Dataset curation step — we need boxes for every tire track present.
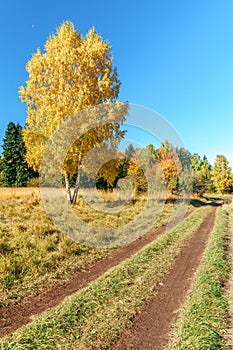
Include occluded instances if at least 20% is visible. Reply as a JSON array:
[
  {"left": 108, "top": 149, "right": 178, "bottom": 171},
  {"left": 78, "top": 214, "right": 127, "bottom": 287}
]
[
  {"left": 112, "top": 206, "right": 217, "bottom": 350},
  {"left": 0, "top": 209, "right": 192, "bottom": 338}
]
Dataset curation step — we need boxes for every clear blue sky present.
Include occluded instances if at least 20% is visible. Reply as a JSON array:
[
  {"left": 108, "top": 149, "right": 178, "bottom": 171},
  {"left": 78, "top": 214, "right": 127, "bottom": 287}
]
[{"left": 1, "top": 0, "right": 233, "bottom": 167}]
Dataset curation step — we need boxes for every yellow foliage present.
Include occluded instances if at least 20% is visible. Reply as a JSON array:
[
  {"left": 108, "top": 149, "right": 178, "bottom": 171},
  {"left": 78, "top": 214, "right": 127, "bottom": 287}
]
[
  {"left": 211, "top": 155, "right": 233, "bottom": 193},
  {"left": 19, "top": 21, "right": 127, "bottom": 178},
  {"left": 97, "top": 158, "right": 121, "bottom": 187},
  {"left": 160, "top": 158, "right": 179, "bottom": 183},
  {"left": 127, "top": 157, "right": 147, "bottom": 193}
]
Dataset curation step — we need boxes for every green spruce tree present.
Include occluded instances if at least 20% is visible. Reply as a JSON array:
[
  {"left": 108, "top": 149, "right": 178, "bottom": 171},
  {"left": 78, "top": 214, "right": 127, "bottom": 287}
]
[
  {"left": 125, "top": 144, "right": 136, "bottom": 159},
  {"left": 191, "top": 153, "right": 212, "bottom": 195},
  {"left": 1, "top": 122, "right": 36, "bottom": 186}
]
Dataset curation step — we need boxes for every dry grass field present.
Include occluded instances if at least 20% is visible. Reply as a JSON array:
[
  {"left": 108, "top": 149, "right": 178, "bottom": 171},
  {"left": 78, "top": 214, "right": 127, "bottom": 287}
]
[{"left": 0, "top": 187, "right": 173, "bottom": 306}]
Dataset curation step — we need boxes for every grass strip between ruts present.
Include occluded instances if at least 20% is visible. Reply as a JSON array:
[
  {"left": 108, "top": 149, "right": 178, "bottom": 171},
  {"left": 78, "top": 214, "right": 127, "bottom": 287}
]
[
  {"left": 0, "top": 206, "right": 211, "bottom": 350},
  {"left": 223, "top": 201, "right": 233, "bottom": 349},
  {"left": 169, "top": 205, "right": 230, "bottom": 350}
]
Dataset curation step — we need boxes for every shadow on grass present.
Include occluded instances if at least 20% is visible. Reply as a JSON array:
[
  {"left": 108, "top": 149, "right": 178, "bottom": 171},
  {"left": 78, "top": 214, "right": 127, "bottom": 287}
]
[
  {"left": 164, "top": 196, "right": 228, "bottom": 208},
  {"left": 190, "top": 196, "right": 227, "bottom": 207}
]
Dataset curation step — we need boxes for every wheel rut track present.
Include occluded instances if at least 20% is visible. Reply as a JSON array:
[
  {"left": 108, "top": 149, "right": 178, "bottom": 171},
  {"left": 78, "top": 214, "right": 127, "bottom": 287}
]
[
  {"left": 112, "top": 206, "right": 217, "bottom": 350},
  {"left": 0, "top": 209, "right": 192, "bottom": 338}
]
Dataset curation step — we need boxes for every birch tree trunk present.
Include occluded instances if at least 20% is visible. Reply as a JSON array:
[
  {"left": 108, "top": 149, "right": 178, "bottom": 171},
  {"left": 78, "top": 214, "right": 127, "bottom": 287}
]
[
  {"left": 71, "top": 150, "right": 83, "bottom": 205},
  {"left": 72, "top": 169, "right": 81, "bottom": 204},
  {"left": 65, "top": 175, "right": 72, "bottom": 204}
]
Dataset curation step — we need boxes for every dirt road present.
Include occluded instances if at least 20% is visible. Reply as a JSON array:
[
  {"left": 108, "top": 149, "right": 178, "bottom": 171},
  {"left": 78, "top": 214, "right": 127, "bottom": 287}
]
[
  {"left": 112, "top": 207, "right": 216, "bottom": 349},
  {"left": 0, "top": 209, "right": 191, "bottom": 338}
]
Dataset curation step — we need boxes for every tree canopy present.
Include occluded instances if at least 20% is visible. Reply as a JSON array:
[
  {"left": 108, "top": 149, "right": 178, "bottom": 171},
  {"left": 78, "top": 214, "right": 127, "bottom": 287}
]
[
  {"left": 19, "top": 21, "right": 127, "bottom": 203},
  {"left": 191, "top": 153, "right": 212, "bottom": 195},
  {"left": 211, "top": 155, "right": 233, "bottom": 193}
]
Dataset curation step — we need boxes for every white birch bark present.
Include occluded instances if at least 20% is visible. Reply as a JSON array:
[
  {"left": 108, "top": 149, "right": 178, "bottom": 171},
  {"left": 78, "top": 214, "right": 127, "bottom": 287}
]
[{"left": 65, "top": 175, "right": 72, "bottom": 204}]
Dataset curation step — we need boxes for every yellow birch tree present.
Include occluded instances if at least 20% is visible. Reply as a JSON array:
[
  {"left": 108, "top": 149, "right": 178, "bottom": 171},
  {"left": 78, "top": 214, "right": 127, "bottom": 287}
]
[
  {"left": 211, "top": 155, "right": 233, "bottom": 193},
  {"left": 155, "top": 141, "right": 181, "bottom": 194},
  {"left": 19, "top": 21, "right": 127, "bottom": 203}
]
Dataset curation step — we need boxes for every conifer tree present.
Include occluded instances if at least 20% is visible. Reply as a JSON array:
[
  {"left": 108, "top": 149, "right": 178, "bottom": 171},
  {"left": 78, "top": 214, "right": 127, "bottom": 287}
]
[
  {"left": 1, "top": 122, "right": 36, "bottom": 186},
  {"left": 191, "top": 153, "right": 212, "bottom": 195},
  {"left": 125, "top": 144, "right": 136, "bottom": 159}
]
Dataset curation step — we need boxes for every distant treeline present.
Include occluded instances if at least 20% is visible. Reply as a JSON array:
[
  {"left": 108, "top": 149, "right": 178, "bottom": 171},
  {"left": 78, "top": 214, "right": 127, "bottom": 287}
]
[{"left": 0, "top": 122, "right": 233, "bottom": 195}]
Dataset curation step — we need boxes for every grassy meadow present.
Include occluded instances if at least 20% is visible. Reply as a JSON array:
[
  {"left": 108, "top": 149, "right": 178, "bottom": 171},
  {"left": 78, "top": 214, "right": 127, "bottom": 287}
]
[
  {"left": 0, "top": 187, "right": 174, "bottom": 306},
  {"left": 0, "top": 204, "right": 211, "bottom": 349},
  {"left": 1, "top": 187, "right": 232, "bottom": 349}
]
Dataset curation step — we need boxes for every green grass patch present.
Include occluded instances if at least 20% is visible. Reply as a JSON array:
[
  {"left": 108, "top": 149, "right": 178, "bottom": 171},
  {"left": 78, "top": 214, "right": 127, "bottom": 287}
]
[
  {"left": 0, "top": 205, "right": 211, "bottom": 349},
  {"left": 224, "top": 201, "right": 233, "bottom": 349},
  {"left": 169, "top": 205, "right": 231, "bottom": 350}
]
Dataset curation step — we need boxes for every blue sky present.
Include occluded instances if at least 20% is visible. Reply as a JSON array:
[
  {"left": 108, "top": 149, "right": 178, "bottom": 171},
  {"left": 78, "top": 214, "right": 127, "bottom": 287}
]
[{"left": 0, "top": 0, "right": 233, "bottom": 167}]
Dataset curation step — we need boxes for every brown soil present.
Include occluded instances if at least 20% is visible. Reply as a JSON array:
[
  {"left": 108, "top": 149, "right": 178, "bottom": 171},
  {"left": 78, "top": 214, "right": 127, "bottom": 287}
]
[
  {"left": 0, "top": 208, "right": 192, "bottom": 338},
  {"left": 112, "top": 206, "right": 217, "bottom": 350}
]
